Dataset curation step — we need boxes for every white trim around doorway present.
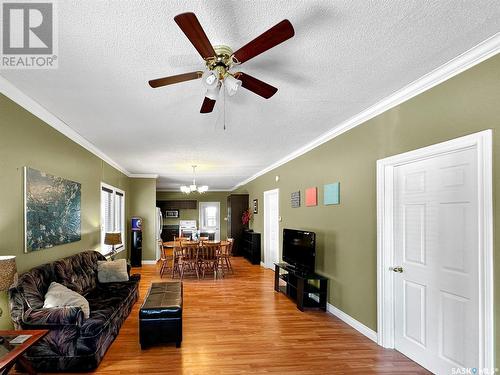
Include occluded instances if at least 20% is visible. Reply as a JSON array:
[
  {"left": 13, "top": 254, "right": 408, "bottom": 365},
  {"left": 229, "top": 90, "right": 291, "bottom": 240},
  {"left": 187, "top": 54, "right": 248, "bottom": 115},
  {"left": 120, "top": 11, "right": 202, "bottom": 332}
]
[
  {"left": 263, "top": 188, "right": 280, "bottom": 269},
  {"left": 376, "top": 130, "right": 494, "bottom": 370}
]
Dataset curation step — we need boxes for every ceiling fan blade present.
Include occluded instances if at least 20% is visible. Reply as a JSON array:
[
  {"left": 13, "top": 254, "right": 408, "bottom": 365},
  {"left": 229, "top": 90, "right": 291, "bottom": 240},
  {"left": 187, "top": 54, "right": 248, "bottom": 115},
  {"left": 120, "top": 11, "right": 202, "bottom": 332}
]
[
  {"left": 232, "top": 20, "right": 294, "bottom": 64},
  {"left": 174, "top": 12, "right": 216, "bottom": 60},
  {"left": 235, "top": 73, "right": 278, "bottom": 99},
  {"left": 200, "top": 97, "right": 216, "bottom": 113},
  {"left": 149, "top": 71, "right": 202, "bottom": 88}
]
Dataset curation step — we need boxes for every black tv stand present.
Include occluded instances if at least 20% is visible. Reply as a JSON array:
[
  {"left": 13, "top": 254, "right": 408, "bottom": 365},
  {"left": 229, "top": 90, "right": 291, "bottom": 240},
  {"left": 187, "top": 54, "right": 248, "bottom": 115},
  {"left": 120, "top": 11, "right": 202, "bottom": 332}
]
[{"left": 274, "top": 263, "right": 328, "bottom": 312}]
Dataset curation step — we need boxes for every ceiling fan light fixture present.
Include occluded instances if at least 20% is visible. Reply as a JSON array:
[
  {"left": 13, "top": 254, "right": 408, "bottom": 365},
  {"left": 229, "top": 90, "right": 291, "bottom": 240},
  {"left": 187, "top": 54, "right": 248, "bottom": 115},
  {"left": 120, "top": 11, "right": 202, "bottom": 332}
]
[
  {"left": 198, "top": 185, "right": 209, "bottom": 193},
  {"left": 224, "top": 74, "right": 242, "bottom": 96},
  {"left": 149, "top": 13, "right": 295, "bottom": 114},
  {"left": 202, "top": 70, "right": 219, "bottom": 89},
  {"left": 180, "top": 185, "right": 190, "bottom": 193}
]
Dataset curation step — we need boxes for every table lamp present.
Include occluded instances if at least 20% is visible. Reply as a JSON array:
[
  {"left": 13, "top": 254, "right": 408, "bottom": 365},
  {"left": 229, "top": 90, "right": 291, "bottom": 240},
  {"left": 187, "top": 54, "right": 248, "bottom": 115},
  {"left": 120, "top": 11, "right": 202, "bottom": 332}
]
[
  {"left": 0, "top": 255, "right": 17, "bottom": 319},
  {"left": 104, "top": 232, "right": 122, "bottom": 260}
]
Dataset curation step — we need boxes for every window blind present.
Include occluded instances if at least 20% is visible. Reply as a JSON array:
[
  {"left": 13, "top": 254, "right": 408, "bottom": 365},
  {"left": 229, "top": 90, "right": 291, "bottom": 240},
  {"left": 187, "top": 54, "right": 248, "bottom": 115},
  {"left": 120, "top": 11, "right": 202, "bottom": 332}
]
[{"left": 101, "top": 185, "right": 125, "bottom": 254}]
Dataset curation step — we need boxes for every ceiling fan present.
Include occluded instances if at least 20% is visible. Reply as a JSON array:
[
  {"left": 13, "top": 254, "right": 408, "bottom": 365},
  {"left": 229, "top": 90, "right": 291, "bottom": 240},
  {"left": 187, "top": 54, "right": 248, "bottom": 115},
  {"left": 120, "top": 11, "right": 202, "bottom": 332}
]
[{"left": 148, "top": 12, "right": 295, "bottom": 113}]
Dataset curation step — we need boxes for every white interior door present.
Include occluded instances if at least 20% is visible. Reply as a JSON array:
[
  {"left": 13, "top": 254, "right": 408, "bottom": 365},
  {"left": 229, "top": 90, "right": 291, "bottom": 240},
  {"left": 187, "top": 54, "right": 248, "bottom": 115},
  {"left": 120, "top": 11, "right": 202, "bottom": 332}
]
[
  {"left": 393, "top": 147, "right": 479, "bottom": 374},
  {"left": 264, "top": 189, "right": 279, "bottom": 269},
  {"left": 199, "top": 202, "right": 220, "bottom": 241}
]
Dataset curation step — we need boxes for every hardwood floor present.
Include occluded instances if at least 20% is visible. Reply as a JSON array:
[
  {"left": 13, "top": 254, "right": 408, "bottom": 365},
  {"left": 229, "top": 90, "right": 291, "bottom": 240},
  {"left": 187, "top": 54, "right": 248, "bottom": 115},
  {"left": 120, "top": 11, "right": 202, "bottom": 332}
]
[{"left": 36, "top": 257, "right": 430, "bottom": 374}]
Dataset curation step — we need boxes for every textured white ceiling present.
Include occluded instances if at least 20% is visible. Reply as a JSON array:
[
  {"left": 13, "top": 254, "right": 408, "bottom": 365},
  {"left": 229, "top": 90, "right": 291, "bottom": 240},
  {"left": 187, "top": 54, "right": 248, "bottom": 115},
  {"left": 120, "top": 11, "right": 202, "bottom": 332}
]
[{"left": 2, "top": 0, "right": 500, "bottom": 190}]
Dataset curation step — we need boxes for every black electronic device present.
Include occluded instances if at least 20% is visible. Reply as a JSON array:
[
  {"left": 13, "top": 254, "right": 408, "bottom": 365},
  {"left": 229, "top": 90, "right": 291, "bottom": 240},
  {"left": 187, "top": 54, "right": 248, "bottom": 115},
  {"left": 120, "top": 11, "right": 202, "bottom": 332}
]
[
  {"left": 282, "top": 228, "right": 316, "bottom": 273},
  {"left": 130, "top": 217, "right": 143, "bottom": 267}
]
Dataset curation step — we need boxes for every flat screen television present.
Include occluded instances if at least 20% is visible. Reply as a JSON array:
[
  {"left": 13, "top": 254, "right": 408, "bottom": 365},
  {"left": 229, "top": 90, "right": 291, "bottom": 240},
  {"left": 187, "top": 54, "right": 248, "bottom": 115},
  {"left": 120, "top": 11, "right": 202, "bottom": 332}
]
[{"left": 282, "top": 228, "right": 316, "bottom": 272}]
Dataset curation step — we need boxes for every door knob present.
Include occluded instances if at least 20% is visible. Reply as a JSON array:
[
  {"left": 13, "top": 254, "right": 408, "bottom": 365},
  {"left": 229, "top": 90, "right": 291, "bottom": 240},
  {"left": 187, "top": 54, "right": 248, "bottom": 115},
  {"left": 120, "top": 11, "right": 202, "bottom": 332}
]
[{"left": 390, "top": 266, "right": 404, "bottom": 273}]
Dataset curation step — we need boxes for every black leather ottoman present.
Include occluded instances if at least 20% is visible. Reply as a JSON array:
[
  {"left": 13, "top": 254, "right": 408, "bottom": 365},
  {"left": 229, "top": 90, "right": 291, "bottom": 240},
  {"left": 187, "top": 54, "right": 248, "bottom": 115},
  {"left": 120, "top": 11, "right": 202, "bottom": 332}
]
[{"left": 139, "top": 281, "right": 183, "bottom": 348}]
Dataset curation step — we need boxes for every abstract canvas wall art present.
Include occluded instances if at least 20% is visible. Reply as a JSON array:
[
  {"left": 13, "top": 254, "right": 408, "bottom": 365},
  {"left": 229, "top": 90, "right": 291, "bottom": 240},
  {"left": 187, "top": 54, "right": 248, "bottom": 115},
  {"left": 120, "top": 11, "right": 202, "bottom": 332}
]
[
  {"left": 24, "top": 167, "right": 81, "bottom": 252},
  {"left": 291, "top": 191, "right": 301, "bottom": 208},
  {"left": 305, "top": 187, "right": 317, "bottom": 207},
  {"left": 324, "top": 182, "right": 340, "bottom": 205}
]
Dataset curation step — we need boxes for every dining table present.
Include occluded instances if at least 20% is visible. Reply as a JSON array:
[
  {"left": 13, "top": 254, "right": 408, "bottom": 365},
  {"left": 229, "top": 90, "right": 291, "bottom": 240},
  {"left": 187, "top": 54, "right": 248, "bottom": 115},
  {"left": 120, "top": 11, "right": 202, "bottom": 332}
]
[
  {"left": 162, "top": 240, "right": 230, "bottom": 249},
  {"left": 160, "top": 240, "right": 232, "bottom": 279}
]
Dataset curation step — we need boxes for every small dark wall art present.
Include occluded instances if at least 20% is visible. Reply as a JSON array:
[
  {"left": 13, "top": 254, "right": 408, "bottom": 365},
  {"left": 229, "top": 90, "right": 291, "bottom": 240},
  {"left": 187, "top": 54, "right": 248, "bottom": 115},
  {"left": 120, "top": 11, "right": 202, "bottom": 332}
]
[
  {"left": 291, "top": 191, "right": 300, "bottom": 208},
  {"left": 24, "top": 167, "right": 81, "bottom": 252},
  {"left": 253, "top": 199, "right": 258, "bottom": 214}
]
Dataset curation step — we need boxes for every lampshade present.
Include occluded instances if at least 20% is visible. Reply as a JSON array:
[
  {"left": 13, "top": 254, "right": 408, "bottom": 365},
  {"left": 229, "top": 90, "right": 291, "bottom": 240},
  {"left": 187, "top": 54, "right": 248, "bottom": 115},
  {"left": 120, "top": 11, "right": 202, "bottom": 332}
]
[
  {"left": 205, "top": 84, "right": 220, "bottom": 100},
  {"left": 0, "top": 256, "right": 17, "bottom": 291},
  {"left": 104, "top": 232, "right": 122, "bottom": 246},
  {"left": 198, "top": 185, "right": 209, "bottom": 193},
  {"left": 224, "top": 74, "right": 242, "bottom": 96},
  {"left": 201, "top": 70, "right": 219, "bottom": 89}
]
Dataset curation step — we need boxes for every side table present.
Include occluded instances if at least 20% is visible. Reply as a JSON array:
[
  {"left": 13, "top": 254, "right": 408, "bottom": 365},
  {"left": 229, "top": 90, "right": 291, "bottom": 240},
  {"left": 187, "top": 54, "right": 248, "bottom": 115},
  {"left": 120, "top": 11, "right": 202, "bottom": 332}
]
[{"left": 0, "top": 330, "right": 48, "bottom": 375}]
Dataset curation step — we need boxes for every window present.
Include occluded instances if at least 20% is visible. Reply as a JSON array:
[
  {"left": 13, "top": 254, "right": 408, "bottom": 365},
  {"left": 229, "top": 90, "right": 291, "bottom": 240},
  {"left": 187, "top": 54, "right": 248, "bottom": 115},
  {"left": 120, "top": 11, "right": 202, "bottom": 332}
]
[
  {"left": 101, "top": 183, "right": 125, "bottom": 254},
  {"left": 204, "top": 206, "right": 217, "bottom": 228}
]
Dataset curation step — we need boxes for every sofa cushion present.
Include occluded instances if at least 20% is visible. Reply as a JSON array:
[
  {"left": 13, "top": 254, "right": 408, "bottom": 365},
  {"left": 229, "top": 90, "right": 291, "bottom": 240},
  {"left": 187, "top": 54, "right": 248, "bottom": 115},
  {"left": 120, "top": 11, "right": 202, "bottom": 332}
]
[
  {"left": 43, "top": 282, "right": 90, "bottom": 319},
  {"left": 12, "top": 262, "right": 55, "bottom": 311},
  {"left": 97, "top": 259, "right": 129, "bottom": 283},
  {"left": 53, "top": 251, "right": 104, "bottom": 295},
  {"left": 80, "top": 282, "right": 137, "bottom": 337}
]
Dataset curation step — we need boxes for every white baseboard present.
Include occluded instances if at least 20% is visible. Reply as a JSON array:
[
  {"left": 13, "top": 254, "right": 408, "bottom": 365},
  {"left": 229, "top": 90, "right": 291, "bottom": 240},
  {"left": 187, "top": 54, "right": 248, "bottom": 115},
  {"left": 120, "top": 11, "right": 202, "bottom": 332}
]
[
  {"left": 141, "top": 260, "right": 157, "bottom": 265},
  {"left": 260, "top": 261, "right": 266, "bottom": 268},
  {"left": 327, "top": 302, "right": 378, "bottom": 343}
]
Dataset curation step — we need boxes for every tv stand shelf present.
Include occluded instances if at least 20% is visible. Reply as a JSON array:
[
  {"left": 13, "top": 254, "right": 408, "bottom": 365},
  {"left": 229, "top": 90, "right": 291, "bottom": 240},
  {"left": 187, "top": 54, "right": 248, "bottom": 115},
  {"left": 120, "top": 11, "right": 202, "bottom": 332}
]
[{"left": 274, "top": 263, "right": 328, "bottom": 312}]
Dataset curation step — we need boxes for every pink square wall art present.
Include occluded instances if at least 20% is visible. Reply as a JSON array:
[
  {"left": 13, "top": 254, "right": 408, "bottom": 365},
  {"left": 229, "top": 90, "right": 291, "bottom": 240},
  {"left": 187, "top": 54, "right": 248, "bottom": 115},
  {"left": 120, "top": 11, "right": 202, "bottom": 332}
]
[{"left": 305, "top": 187, "right": 317, "bottom": 207}]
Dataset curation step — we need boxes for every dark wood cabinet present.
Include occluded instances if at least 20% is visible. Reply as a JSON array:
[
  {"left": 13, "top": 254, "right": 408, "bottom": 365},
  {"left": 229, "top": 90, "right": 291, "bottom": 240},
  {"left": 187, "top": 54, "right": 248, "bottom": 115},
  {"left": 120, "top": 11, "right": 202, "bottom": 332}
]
[
  {"left": 274, "top": 263, "right": 328, "bottom": 312},
  {"left": 226, "top": 194, "right": 249, "bottom": 255},
  {"left": 157, "top": 200, "right": 197, "bottom": 210},
  {"left": 242, "top": 230, "right": 261, "bottom": 265}
]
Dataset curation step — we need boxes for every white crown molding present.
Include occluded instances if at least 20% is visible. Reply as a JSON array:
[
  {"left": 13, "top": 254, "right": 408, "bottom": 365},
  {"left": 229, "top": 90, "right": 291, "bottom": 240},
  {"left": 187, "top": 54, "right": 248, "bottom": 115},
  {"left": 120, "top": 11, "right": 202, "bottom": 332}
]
[
  {"left": 156, "top": 188, "right": 233, "bottom": 192},
  {"left": 129, "top": 174, "right": 159, "bottom": 179},
  {"left": 327, "top": 302, "right": 378, "bottom": 343},
  {"left": 0, "top": 75, "right": 132, "bottom": 176},
  {"left": 232, "top": 32, "right": 500, "bottom": 190}
]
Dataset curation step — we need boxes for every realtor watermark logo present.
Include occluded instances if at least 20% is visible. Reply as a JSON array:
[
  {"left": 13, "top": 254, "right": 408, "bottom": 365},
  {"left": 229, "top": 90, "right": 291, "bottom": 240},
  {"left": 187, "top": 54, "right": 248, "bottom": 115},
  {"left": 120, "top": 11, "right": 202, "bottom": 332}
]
[
  {"left": 1, "top": 1, "right": 58, "bottom": 68},
  {"left": 452, "top": 367, "right": 498, "bottom": 374}
]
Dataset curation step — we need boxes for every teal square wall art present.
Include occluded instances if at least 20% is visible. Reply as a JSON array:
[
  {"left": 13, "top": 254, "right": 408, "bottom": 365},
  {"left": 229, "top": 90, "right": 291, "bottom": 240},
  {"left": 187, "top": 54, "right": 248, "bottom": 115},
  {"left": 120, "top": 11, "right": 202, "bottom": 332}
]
[{"left": 324, "top": 182, "right": 340, "bottom": 205}]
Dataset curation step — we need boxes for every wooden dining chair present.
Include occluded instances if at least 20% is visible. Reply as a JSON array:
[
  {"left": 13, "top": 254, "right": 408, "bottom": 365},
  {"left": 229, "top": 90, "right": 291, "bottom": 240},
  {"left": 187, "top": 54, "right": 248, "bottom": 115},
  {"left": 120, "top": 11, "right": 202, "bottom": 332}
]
[
  {"left": 174, "top": 241, "right": 199, "bottom": 280},
  {"left": 199, "top": 242, "right": 222, "bottom": 279},
  {"left": 219, "top": 238, "right": 234, "bottom": 274},
  {"left": 199, "top": 236, "right": 209, "bottom": 241},
  {"left": 159, "top": 240, "right": 174, "bottom": 278}
]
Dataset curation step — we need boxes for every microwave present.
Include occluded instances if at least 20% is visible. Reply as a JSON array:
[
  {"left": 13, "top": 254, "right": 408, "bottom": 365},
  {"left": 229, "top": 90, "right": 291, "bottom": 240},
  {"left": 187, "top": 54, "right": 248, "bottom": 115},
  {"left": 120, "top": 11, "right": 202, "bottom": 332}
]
[{"left": 165, "top": 209, "right": 179, "bottom": 218}]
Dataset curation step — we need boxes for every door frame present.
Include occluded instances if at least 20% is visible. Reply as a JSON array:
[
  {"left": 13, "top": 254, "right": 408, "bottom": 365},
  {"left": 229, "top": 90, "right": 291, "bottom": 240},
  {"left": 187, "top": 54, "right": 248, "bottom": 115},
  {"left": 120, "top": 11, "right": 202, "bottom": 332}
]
[
  {"left": 376, "top": 130, "right": 493, "bottom": 369},
  {"left": 264, "top": 188, "right": 280, "bottom": 269},
  {"left": 198, "top": 201, "right": 221, "bottom": 241}
]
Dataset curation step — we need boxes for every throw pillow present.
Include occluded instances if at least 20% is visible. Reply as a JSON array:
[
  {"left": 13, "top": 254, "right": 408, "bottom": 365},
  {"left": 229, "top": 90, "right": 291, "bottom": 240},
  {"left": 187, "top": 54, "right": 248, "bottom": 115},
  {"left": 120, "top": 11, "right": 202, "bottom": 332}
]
[
  {"left": 43, "top": 282, "right": 90, "bottom": 319},
  {"left": 97, "top": 259, "right": 129, "bottom": 283}
]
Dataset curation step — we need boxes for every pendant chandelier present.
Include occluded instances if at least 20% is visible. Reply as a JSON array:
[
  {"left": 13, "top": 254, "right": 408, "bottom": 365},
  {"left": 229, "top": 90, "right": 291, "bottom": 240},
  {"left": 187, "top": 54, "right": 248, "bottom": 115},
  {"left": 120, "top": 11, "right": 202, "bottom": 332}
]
[{"left": 180, "top": 165, "right": 208, "bottom": 194}]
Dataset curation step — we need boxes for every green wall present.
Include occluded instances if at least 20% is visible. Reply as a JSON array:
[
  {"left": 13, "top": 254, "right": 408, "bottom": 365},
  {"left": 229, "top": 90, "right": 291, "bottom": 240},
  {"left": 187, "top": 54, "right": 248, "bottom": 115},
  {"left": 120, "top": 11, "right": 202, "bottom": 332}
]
[
  {"left": 130, "top": 178, "right": 157, "bottom": 261},
  {"left": 0, "top": 93, "right": 131, "bottom": 274},
  {"left": 156, "top": 191, "right": 229, "bottom": 238},
  {"left": 236, "top": 54, "right": 500, "bottom": 364}
]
